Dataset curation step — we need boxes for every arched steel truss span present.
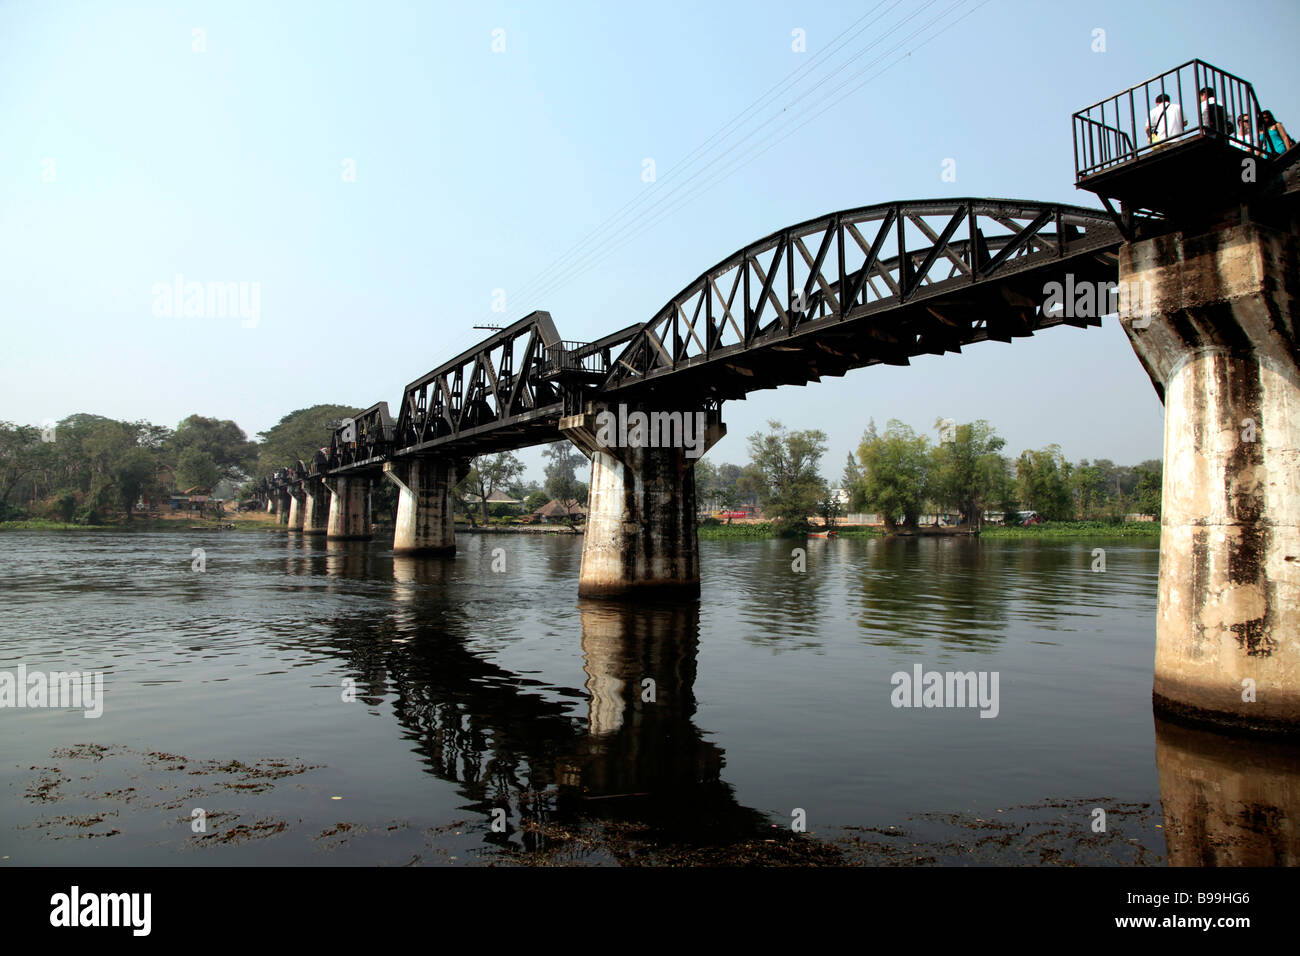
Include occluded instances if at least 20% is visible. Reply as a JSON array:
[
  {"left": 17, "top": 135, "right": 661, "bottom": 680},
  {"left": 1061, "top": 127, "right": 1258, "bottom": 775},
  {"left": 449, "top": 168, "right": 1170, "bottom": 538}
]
[
  {"left": 257, "top": 198, "right": 1124, "bottom": 488},
  {"left": 601, "top": 199, "right": 1123, "bottom": 402}
]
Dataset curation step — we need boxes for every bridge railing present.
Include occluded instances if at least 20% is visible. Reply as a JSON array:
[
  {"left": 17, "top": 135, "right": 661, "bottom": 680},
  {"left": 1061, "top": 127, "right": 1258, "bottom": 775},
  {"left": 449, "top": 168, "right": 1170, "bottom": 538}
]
[
  {"left": 1074, "top": 115, "right": 1136, "bottom": 175},
  {"left": 1073, "top": 59, "right": 1263, "bottom": 180},
  {"left": 541, "top": 340, "right": 604, "bottom": 377}
]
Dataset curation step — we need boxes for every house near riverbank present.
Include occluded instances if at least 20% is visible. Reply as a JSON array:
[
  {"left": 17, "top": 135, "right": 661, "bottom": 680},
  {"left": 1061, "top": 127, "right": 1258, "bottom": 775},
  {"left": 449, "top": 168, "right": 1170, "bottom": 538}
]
[
  {"left": 534, "top": 499, "right": 586, "bottom": 522},
  {"left": 464, "top": 490, "right": 523, "bottom": 513}
]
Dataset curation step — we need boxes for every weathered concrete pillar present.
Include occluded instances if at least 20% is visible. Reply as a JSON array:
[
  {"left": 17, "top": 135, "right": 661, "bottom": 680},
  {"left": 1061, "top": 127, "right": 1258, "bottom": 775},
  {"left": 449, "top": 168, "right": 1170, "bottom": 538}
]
[
  {"left": 286, "top": 488, "right": 306, "bottom": 532},
  {"left": 384, "top": 457, "right": 463, "bottom": 555},
  {"left": 276, "top": 492, "right": 290, "bottom": 525},
  {"left": 266, "top": 497, "right": 275, "bottom": 514},
  {"left": 302, "top": 479, "right": 329, "bottom": 536},
  {"left": 1120, "top": 220, "right": 1300, "bottom": 733},
  {"left": 325, "top": 475, "right": 372, "bottom": 540},
  {"left": 561, "top": 402, "right": 724, "bottom": 598}
]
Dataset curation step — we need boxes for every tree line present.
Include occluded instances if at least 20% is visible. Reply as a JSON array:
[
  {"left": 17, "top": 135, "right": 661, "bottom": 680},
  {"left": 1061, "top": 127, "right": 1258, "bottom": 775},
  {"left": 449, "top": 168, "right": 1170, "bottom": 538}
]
[
  {"left": 0, "top": 405, "right": 353, "bottom": 523},
  {"left": 0, "top": 414, "right": 259, "bottom": 522},
  {"left": 693, "top": 419, "right": 1162, "bottom": 531},
  {"left": 1, "top": 409, "right": 1162, "bottom": 529}
]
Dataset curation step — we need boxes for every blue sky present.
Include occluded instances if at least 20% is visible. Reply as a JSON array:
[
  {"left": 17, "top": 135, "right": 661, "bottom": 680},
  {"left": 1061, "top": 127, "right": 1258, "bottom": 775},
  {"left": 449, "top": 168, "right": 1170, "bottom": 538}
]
[{"left": 3, "top": 0, "right": 1297, "bottom": 482}]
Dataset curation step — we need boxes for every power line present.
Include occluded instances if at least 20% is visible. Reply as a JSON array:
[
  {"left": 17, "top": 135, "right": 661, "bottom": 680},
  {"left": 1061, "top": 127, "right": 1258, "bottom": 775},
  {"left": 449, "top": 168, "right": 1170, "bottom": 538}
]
[
  {"left": 498, "top": 0, "right": 932, "bottom": 311},
  {"left": 526, "top": 0, "right": 987, "bottom": 306},
  {"left": 520, "top": 0, "right": 952, "bottom": 305}
]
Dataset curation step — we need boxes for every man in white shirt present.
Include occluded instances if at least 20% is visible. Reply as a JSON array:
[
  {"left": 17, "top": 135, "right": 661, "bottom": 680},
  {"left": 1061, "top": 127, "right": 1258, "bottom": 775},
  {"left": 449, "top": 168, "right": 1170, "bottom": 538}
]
[{"left": 1146, "top": 93, "right": 1185, "bottom": 143}]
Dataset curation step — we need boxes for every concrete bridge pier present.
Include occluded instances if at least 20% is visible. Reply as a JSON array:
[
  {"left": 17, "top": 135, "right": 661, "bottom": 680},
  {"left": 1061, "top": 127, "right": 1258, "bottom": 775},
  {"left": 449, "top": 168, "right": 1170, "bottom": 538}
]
[
  {"left": 561, "top": 402, "right": 725, "bottom": 598},
  {"left": 276, "top": 491, "right": 290, "bottom": 525},
  {"left": 325, "top": 475, "right": 372, "bottom": 541},
  {"left": 286, "top": 488, "right": 306, "bottom": 532},
  {"left": 302, "top": 479, "right": 329, "bottom": 535},
  {"left": 1120, "top": 219, "right": 1300, "bottom": 734},
  {"left": 383, "top": 457, "right": 467, "bottom": 556}
]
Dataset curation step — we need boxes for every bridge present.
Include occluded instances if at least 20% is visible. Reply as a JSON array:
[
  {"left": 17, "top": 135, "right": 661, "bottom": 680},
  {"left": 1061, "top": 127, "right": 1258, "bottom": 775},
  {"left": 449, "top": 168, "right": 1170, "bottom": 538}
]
[{"left": 253, "top": 59, "right": 1300, "bottom": 736}]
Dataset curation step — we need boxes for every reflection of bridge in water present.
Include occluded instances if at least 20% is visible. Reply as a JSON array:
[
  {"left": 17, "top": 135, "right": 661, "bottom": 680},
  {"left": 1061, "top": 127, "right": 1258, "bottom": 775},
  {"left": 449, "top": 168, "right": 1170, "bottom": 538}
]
[
  {"left": 265, "top": 537, "right": 1300, "bottom": 863},
  {"left": 276, "top": 538, "right": 773, "bottom": 856},
  {"left": 253, "top": 57, "right": 1300, "bottom": 737}
]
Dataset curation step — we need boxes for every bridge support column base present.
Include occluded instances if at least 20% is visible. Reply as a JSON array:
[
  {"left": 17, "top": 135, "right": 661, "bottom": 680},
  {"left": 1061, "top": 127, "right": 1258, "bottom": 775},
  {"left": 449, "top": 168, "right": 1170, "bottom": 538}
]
[
  {"left": 286, "top": 489, "right": 306, "bottom": 532},
  {"left": 325, "top": 476, "right": 372, "bottom": 541},
  {"left": 1120, "top": 220, "right": 1300, "bottom": 733},
  {"left": 302, "top": 480, "right": 329, "bottom": 535},
  {"left": 385, "top": 458, "right": 464, "bottom": 555},
  {"left": 276, "top": 492, "right": 290, "bottom": 525},
  {"left": 562, "top": 402, "right": 724, "bottom": 599}
]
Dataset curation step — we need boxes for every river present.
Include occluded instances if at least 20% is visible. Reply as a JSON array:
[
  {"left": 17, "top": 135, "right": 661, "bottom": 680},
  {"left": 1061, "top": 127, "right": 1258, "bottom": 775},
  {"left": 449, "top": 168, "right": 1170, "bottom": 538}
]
[{"left": 1, "top": 530, "right": 1295, "bottom": 865}]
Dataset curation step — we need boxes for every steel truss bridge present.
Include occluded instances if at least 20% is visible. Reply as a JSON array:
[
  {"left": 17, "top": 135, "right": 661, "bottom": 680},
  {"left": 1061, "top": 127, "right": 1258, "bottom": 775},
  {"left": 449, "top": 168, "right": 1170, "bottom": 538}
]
[{"left": 256, "top": 197, "right": 1125, "bottom": 496}]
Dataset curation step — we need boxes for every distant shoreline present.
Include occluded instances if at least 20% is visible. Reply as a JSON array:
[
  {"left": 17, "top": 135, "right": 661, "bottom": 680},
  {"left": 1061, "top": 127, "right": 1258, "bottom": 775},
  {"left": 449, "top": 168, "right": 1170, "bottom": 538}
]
[{"left": 1, "top": 517, "right": 1161, "bottom": 539}]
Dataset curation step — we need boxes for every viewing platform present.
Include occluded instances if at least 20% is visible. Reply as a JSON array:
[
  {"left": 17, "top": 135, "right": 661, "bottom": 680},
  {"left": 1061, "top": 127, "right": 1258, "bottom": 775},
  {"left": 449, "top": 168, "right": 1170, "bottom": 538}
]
[{"left": 1072, "top": 59, "right": 1280, "bottom": 227}]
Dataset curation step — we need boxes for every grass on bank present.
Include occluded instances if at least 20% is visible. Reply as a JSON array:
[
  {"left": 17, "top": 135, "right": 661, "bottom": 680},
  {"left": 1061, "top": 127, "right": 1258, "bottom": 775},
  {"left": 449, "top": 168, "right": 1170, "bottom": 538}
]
[
  {"left": 0, "top": 519, "right": 116, "bottom": 531},
  {"left": 2, "top": 515, "right": 1160, "bottom": 538},
  {"left": 0, "top": 514, "right": 278, "bottom": 532},
  {"left": 980, "top": 520, "right": 1160, "bottom": 538},
  {"left": 697, "top": 522, "right": 884, "bottom": 539},
  {"left": 698, "top": 519, "right": 1159, "bottom": 539}
]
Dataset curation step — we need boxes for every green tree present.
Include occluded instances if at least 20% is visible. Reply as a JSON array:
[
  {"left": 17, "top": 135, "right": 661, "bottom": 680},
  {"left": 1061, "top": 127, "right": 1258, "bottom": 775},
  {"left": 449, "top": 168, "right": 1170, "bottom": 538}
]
[
  {"left": 543, "top": 442, "right": 587, "bottom": 519},
  {"left": 701, "top": 461, "right": 746, "bottom": 518},
  {"left": 1070, "top": 460, "right": 1109, "bottom": 520},
  {"left": 508, "top": 479, "right": 542, "bottom": 502},
  {"left": 115, "top": 448, "right": 159, "bottom": 520},
  {"left": 170, "top": 415, "right": 258, "bottom": 480},
  {"left": 82, "top": 419, "right": 136, "bottom": 487},
  {"left": 176, "top": 446, "right": 221, "bottom": 490},
  {"left": 1015, "top": 445, "right": 1074, "bottom": 521},
  {"left": 738, "top": 421, "right": 828, "bottom": 527},
  {"left": 465, "top": 452, "right": 525, "bottom": 523},
  {"left": 991, "top": 455, "right": 1019, "bottom": 524},
  {"left": 851, "top": 419, "right": 932, "bottom": 531},
  {"left": 1131, "top": 459, "right": 1163, "bottom": 517},
  {"left": 930, "top": 419, "right": 1006, "bottom": 530},
  {"left": 815, "top": 483, "right": 843, "bottom": 530},
  {"left": 256, "top": 404, "right": 362, "bottom": 473},
  {"left": 0, "top": 422, "right": 42, "bottom": 516},
  {"left": 694, "top": 458, "right": 718, "bottom": 511}
]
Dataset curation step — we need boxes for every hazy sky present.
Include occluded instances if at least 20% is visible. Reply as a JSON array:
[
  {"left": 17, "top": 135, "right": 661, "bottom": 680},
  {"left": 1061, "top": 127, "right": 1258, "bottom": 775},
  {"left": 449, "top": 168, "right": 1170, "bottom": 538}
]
[{"left": 3, "top": 0, "right": 1297, "bottom": 482}]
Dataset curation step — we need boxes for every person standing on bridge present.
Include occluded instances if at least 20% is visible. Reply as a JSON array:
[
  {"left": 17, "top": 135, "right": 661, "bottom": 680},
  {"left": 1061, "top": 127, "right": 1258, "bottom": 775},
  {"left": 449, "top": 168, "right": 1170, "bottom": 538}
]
[
  {"left": 1236, "top": 113, "right": 1255, "bottom": 150},
  {"left": 1257, "top": 109, "right": 1294, "bottom": 156},
  {"left": 1145, "top": 93, "right": 1184, "bottom": 145},
  {"left": 1198, "top": 86, "right": 1228, "bottom": 136}
]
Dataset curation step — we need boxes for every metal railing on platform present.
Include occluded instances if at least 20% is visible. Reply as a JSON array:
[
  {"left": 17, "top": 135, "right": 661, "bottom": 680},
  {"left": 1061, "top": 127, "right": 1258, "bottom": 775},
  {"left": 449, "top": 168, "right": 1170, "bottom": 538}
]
[
  {"left": 542, "top": 340, "right": 607, "bottom": 377},
  {"left": 1073, "top": 59, "right": 1264, "bottom": 180}
]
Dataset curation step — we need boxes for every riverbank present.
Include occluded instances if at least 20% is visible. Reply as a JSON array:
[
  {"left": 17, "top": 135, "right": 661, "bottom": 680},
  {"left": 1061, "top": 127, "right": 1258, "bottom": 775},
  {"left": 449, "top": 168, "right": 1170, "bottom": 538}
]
[
  {"left": 456, "top": 524, "right": 581, "bottom": 535},
  {"left": 697, "top": 523, "right": 884, "bottom": 539},
  {"left": 981, "top": 520, "right": 1160, "bottom": 538},
  {"left": 697, "top": 520, "right": 1159, "bottom": 539},
  {"left": 0, "top": 513, "right": 280, "bottom": 532},
  {"left": 0, "top": 516, "right": 1161, "bottom": 539}
]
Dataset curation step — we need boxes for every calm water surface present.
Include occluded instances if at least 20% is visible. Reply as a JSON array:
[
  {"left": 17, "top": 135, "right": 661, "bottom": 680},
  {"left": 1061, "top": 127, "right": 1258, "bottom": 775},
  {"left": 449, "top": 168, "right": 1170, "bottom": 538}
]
[{"left": 1, "top": 530, "right": 1294, "bottom": 865}]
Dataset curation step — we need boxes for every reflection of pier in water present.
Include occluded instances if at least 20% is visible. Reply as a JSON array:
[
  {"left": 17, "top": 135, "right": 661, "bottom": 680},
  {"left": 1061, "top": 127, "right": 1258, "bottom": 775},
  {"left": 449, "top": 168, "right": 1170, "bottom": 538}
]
[
  {"left": 271, "top": 548, "right": 769, "bottom": 856},
  {"left": 1155, "top": 716, "right": 1300, "bottom": 866}
]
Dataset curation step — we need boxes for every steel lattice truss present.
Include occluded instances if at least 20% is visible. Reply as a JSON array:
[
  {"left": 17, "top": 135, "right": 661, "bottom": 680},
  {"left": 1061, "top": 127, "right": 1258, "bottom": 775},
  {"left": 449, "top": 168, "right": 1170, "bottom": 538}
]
[
  {"left": 389, "top": 311, "right": 638, "bottom": 459},
  {"left": 259, "top": 198, "right": 1126, "bottom": 489},
  {"left": 324, "top": 402, "right": 394, "bottom": 472},
  {"left": 601, "top": 199, "right": 1121, "bottom": 402}
]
